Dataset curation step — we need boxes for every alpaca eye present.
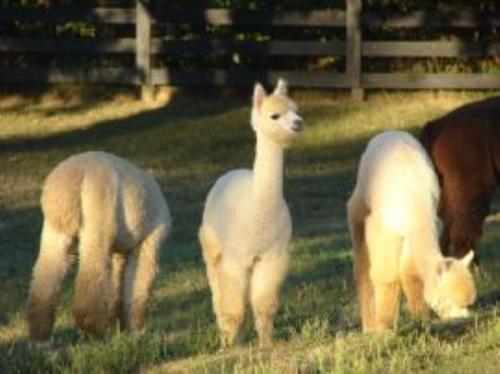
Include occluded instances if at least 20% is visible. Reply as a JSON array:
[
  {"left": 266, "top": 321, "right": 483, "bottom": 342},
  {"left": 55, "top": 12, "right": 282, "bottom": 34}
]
[{"left": 270, "top": 113, "right": 281, "bottom": 120}]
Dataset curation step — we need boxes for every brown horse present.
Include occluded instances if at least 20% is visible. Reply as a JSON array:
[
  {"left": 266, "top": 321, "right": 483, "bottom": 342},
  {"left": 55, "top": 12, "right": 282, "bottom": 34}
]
[{"left": 420, "top": 96, "right": 500, "bottom": 259}]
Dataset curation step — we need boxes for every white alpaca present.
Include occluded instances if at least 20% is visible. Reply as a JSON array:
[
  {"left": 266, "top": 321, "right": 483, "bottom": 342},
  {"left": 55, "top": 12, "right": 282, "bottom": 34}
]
[
  {"left": 27, "top": 151, "right": 171, "bottom": 341},
  {"left": 347, "top": 131, "right": 476, "bottom": 332},
  {"left": 199, "top": 79, "right": 304, "bottom": 347}
]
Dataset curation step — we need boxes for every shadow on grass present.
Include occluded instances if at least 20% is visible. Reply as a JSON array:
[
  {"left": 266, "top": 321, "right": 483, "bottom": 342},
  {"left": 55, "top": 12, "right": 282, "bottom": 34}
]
[
  {"left": 0, "top": 326, "right": 82, "bottom": 373},
  {"left": 476, "top": 289, "right": 500, "bottom": 309},
  {"left": 0, "top": 205, "right": 42, "bottom": 326},
  {"left": 0, "top": 92, "right": 246, "bottom": 154}
]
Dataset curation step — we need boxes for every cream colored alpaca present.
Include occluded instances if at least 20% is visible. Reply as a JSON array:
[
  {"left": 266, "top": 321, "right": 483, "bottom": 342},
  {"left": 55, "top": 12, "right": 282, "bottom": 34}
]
[
  {"left": 199, "top": 79, "right": 304, "bottom": 347},
  {"left": 347, "top": 131, "right": 476, "bottom": 332},
  {"left": 27, "top": 151, "right": 171, "bottom": 341}
]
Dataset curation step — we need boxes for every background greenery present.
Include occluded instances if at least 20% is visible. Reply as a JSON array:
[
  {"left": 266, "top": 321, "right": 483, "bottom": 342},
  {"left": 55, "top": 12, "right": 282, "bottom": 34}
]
[{"left": 1, "top": 1, "right": 500, "bottom": 74}]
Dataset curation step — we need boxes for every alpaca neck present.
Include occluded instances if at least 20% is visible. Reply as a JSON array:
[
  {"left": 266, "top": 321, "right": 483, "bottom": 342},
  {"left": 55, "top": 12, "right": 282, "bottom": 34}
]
[
  {"left": 253, "top": 132, "right": 284, "bottom": 212},
  {"left": 408, "top": 220, "right": 443, "bottom": 287}
]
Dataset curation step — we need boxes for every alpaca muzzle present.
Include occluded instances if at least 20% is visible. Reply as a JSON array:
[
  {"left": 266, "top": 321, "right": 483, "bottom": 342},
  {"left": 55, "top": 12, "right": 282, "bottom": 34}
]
[{"left": 290, "top": 118, "right": 304, "bottom": 132}]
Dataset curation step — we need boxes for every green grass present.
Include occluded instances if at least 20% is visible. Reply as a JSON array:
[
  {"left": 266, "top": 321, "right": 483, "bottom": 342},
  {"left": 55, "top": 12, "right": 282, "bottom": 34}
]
[{"left": 0, "top": 87, "right": 499, "bottom": 373}]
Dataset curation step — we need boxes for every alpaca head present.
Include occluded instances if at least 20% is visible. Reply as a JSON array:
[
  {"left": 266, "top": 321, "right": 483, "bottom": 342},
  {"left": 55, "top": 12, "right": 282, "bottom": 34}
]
[
  {"left": 425, "top": 251, "right": 476, "bottom": 320},
  {"left": 251, "top": 79, "right": 304, "bottom": 147}
]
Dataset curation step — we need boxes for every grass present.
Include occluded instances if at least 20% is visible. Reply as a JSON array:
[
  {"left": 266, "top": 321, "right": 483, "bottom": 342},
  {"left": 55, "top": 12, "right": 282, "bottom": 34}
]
[{"left": 0, "top": 86, "right": 499, "bottom": 373}]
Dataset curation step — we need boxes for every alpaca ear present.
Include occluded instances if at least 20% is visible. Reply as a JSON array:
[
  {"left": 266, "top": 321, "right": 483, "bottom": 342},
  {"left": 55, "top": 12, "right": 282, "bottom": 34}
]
[
  {"left": 437, "top": 259, "right": 453, "bottom": 276},
  {"left": 273, "top": 78, "right": 288, "bottom": 96},
  {"left": 461, "top": 251, "right": 474, "bottom": 267},
  {"left": 253, "top": 83, "right": 267, "bottom": 111}
]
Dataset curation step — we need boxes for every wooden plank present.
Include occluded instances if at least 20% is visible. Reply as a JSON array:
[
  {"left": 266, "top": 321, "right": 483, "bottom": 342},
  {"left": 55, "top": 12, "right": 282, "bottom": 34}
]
[
  {"left": 0, "top": 68, "right": 139, "bottom": 84},
  {"left": 0, "top": 7, "right": 136, "bottom": 24},
  {"left": 363, "top": 73, "right": 500, "bottom": 89},
  {"left": 0, "top": 37, "right": 136, "bottom": 53},
  {"left": 152, "top": 40, "right": 346, "bottom": 56},
  {"left": 151, "top": 69, "right": 350, "bottom": 88},
  {"left": 136, "top": 0, "right": 153, "bottom": 100},
  {"left": 363, "top": 9, "right": 500, "bottom": 28},
  {"left": 159, "top": 9, "right": 346, "bottom": 27},
  {"left": 363, "top": 41, "right": 500, "bottom": 57},
  {"left": 2, "top": 68, "right": 499, "bottom": 90},
  {"left": 346, "top": 0, "right": 363, "bottom": 99}
]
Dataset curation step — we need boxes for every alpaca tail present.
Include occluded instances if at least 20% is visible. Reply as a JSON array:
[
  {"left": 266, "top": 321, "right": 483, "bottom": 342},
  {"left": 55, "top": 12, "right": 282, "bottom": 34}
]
[{"left": 73, "top": 168, "right": 118, "bottom": 336}]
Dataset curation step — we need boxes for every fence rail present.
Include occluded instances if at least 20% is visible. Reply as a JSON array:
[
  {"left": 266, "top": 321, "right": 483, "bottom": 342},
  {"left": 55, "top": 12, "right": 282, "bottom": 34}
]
[
  {"left": 159, "top": 9, "right": 347, "bottom": 26},
  {"left": 363, "top": 9, "right": 500, "bottom": 28},
  {"left": 1, "top": 1, "right": 500, "bottom": 99},
  {"left": 0, "top": 7, "right": 136, "bottom": 24}
]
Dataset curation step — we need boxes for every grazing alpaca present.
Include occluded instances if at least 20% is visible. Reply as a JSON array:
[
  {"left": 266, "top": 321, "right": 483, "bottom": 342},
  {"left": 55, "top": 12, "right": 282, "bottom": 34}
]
[
  {"left": 27, "top": 151, "right": 171, "bottom": 341},
  {"left": 420, "top": 96, "right": 500, "bottom": 259},
  {"left": 347, "top": 131, "right": 476, "bottom": 332},
  {"left": 199, "top": 79, "right": 304, "bottom": 347}
]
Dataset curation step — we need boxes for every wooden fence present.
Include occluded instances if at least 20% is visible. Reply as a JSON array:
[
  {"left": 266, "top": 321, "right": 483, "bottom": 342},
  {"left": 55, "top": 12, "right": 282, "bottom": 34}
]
[{"left": 1, "top": 1, "right": 500, "bottom": 99}]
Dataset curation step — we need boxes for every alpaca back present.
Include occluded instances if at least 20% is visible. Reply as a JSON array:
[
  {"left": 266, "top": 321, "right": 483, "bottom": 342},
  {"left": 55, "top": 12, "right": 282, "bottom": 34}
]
[
  {"left": 42, "top": 151, "right": 170, "bottom": 250},
  {"left": 355, "top": 131, "right": 440, "bottom": 235}
]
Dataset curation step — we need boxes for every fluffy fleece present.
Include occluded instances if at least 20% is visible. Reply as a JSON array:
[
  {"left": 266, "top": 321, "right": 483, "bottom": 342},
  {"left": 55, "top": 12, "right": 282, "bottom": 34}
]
[
  {"left": 199, "top": 79, "right": 304, "bottom": 347},
  {"left": 347, "top": 131, "right": 476, "bottom": 332},
  {"left": 27, "top": 151, "right": 171, "bottom": 341}
]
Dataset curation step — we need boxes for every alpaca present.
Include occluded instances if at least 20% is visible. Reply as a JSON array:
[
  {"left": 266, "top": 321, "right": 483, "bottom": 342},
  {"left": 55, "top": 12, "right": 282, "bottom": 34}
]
[
  {"left": 199, "top": 79, "right": 304, "bottom": 347},
  {"left": 347, "top": 131, "right": 476, "bottom": 332},
  {"left": 420, "top": 96, "right": 500, "bottom": 259},
  {"left": 27, "top": 151, "right": 171, "bottom": 341}
]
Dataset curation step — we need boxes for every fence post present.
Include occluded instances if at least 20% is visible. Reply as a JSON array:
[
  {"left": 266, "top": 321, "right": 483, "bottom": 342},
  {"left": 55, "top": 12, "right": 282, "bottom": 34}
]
[
  {"left": 136, "top": 0, "right": 154, "bottom": 101},
  {"left": 346, "top": 0, "right": 364, "bottom": 100}
]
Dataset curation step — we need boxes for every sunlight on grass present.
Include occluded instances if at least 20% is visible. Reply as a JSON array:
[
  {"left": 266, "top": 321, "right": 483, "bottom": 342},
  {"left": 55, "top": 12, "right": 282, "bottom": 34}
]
[
  {"left": 0, "top": 88, "right": 499, "bottom": 372},
  {"left": 0, "top": 86, "right": 164, "bottom": 141}
]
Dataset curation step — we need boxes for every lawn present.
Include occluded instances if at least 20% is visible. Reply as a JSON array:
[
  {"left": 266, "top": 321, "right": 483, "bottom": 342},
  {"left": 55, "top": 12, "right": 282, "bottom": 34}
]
[{"left": 0, "top": 86, "right": 499, "bottom": 373}]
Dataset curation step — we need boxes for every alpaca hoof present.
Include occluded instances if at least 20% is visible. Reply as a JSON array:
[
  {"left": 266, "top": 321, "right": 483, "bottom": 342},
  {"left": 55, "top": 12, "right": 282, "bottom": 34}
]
[
  {"left": 74, "top": 311, "right": 110, "bottom": 336},
  {"left": 28, "top": 339, "right": 53, "bottom": 351},
  {"left": 258, "top": 339, "right": 273, "bottom": 349},
  {"left": 257, "top": 331, "right": 273, "bottom": 348},
  {"left": 27, "top": 311, "right": 55, "bottom": 342},
  {"left": 219, "top": 328, "right": 244, "bottom": 349}
]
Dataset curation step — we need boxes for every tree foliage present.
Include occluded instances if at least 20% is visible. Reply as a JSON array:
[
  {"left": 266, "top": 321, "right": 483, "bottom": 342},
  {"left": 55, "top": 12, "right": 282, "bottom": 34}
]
[{"left": 1, "top": 1, "right": 499, "bottom": 75}]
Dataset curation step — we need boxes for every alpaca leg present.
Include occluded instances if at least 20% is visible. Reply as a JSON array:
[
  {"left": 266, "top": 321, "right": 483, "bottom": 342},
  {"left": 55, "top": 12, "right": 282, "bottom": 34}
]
[
  {"left": 73, "top": 227, "right": 114, "bottom": 335},
  {"left": 217, "top": 259, "right": 248, "bottom": 348},
  {"left": 123, "top": 227, "right": 166, "bottom": 331},
  {"left": 364, "top": 214, "right": 402, "bottom": 332},
  {"left": 110, "top": 253, "right": 127, "bottom": 330},
  {"left": 27, "top": 222, "right": 74, "bottom": 341},
  {"left": 347, "top": 194, "right": 375, "bottom": 332},
  {"left": 373, "top": 281, "right": 400, "bottom": 331},
  {"left": 199, "top": 225, "right": 223, "bottom": 321},
  {"left": 354, "top": 250, "right": 375, "bottom": 332},
  {"left": 401, "top": 274, "right": 429, "bottom": 319},
  {"left": 250, "top": 249, "right": 289, "bottom": 347}
]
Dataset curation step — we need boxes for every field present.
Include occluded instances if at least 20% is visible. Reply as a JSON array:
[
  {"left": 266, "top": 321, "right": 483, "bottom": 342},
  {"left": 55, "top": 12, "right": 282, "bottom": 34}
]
[{"left": 0, "top": 87, "right": 499, "bottom": 373}]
